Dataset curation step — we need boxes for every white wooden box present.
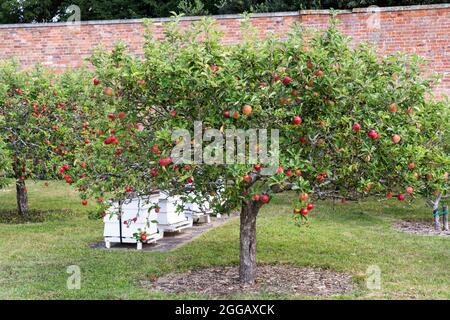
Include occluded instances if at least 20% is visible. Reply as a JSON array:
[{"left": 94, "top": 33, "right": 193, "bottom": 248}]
[
  {"left": 157, "top": 193, "right": 187, "bottom": 225},
  {"left": 103, "top": 194, "right": 161, "bottom": 249},
  {"left": 157, "top": 192, "right": 192, "bottom": 232}
]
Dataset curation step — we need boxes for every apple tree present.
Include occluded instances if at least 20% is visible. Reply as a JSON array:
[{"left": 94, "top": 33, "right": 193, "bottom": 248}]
[
  {"left": 66, "top": 17, "right": 449, "bottom": 283},
  {"left": 0, "top": 60, "right": 72, "bottom": 217},
  {"left": 57, "top": 46, "right": 161, "bottom": 219}
]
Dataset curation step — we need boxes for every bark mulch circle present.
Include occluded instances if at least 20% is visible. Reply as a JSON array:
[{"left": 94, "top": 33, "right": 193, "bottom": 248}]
[
  {"left": 143, "top": 265, "right": 353, "bottom": 297},
  {"left": 394, "top": 220, "right": 450, "bottom": 237}
]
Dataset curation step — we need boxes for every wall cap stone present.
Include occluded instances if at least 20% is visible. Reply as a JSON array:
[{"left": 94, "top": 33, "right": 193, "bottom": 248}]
[{"left": 0, "top": 4, "right": 448, "bottom": 29}]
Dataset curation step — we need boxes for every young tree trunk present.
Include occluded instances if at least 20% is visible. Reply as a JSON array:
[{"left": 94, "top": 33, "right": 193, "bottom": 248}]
[
  {"left": 431, "top": 193, "right": 442, "bottom": 231},
  {"left": 12, "top": 160, "right": 28, "bottom": 218},
  {"left": 239, "top": 199, "right": 261, "bottom": 284},
  {"left": 16, "top": 179, "right": 28, "bottom": 217}
]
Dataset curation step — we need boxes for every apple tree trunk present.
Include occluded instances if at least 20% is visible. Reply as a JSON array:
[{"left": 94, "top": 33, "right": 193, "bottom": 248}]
[
  {"left": 12, "top": 161, "right": 28, "bottom": 218},
  {"left": 431, "top": 194, "right": 442, "bottom": 231},
  {"left": 239, "top": 199, "right": 262, "bottom": 284}
]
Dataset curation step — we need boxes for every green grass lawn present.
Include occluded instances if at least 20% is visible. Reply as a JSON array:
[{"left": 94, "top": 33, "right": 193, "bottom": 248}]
[{"left": 0, "top": 180, "right": 449, "bottom": 299}]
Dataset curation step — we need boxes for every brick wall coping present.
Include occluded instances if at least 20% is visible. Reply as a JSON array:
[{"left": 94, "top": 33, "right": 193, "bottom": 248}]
[{"left": 0, "top": 3, "right": 448, "bottom": 29}]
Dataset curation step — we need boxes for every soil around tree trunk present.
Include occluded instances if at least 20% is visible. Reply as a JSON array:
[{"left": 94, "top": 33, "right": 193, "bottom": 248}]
[
  {"left": 394, "top": 220, "right": 450, "bottom": 237},
  {"left": 143, "top": 265, "right": 353, "bottom": 297}
]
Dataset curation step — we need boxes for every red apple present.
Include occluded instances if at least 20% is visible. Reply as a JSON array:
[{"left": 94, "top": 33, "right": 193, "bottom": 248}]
[
  {"left": 210, "top": 65, "right": 219, "bottom": 72},
  {"left": 223, "top": 110, "right": 230, "bottom": 118},
  {"left": 397, "top": 194, "right": 406, "bottom": 201},
  {"left": 286, "top": 169, "right": 293, "bottom": 177},
  {"left": 299, "top": 136, "right": 307, "bottom": 144},
  {"left": 151, "top": 145, "right": 160, "bottom": 154},
  {"left": 307, "top": 203, "right": 314, "bottom": 210},
  {"left": 295, "top": 169, "right": 302, "bottom": 176},
  {"left": 151, "top": 168, "right": 157, "bottom": 177},
  {"left": 93, "top": 78, "right": 100, "bottom": 86},
  {"left": 315, "top": 69, "right": 323, "bottom": 77},
  {"left": 282, "top": 76, "right": 293, "bottom": 86},
  {"left": 170, "top": 110, "right": 177, "bottom": 117},
  {"left": 244, "top": 175, "right": 252, "bottom": 183},
  {"left": 158, "top": 157, "right": 172, "bottom": 167},
  {"left": 118, "top": 111, "right": 126, "bottom": 119},
  {"left": 299, "top": 193, "right": 309, "bottom": 201},
  {"left": 186, "top": 177, "right": 194, "bottom": 184},
  {"left": 406, "top": 186, "right": 414, "bottom": 194},
  {"left": 252, "top": 194, "right": 260, "bottom": 201},
  {"left": 386, "top": 192, "right": 393, "bottom": 199},
  {"left": 292, "top": 116, "right": 302, "bottom": 125},
  {"left": 232, "top": 111, "right": 240, "bottom": 119},
  {"left": 352, "top": 123, "right": 361, "bottom": 132},
  {"left": 300, "top": 208, "right": 308, "bottom": 215},
  {"left": 367, "top": 130, "right": 378, "bottom": 140},
  {"left": 64, "top": 175, "right": 72, "bottom": 184},
  {"left": 242, "top": 104, "right": 252, "bottom": 116},
  {"left": 104, "top": 87, "right": 113, "bottom": 96},
  {"left": 97, "top": 198, "right": 103, "bottom": 203},
  {"left": 254, "top": 164, "right": 262, "bottom": 171},
  {"left": 261, "top": 194, "right": 270, "bottom": 203},
  {"left": 408, "top": 163, "right": 415, "bottom": 170},
  {"left": 388, "top": 103, "right": 398, "bottom": 113},
  {"left": 140, "top": 233, "right": 147, "bottom": 241},
  {"left": 82, "top": 200, "right": 88, "bottom": 206},
  {"left": 391, "top": 134, "right": 401, "bottom": 144}
]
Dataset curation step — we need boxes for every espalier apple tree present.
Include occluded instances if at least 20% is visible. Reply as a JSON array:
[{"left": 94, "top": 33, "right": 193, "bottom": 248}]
[
  {"left": 65, "top": 17, "right": 448, "bottom": 284},
  {"left": 0, "top": 61, "right": 72, "bottom": 217}
]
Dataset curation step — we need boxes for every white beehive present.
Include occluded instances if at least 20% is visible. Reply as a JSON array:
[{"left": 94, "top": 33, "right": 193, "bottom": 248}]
[
  {"left": 183, "top": 194, "right": 213, "bottom": 223},
  {"left": 157, "top": 192, "right": 192, "bottom": 232},
  {"left": 103, "top": 193, "right": 162, "bottom": 250}
]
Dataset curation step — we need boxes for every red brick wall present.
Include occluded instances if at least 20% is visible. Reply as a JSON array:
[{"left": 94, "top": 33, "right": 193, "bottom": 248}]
[{"left": 0, "top": 4, "right": 448, "bottom": 97}]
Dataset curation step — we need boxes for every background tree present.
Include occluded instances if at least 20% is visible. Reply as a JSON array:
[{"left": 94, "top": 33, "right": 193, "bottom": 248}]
[
  {"left": 63, "top": 17, "right": 448, "bottom": 284},
  {"left": 0, "top": 136, "right": 9, "bottom": 188},
  {"left": 0, "top": 0, "right": 447, "bottom": 24},
  {"left": 0, "top": 61, "right": 70, "bottom": 217},
  {"left": 57, "top": 45, "right": 160, "bottom": 216}
]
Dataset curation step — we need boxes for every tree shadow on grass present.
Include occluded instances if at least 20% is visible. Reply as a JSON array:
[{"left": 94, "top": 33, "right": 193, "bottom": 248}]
[{"left": 0, "top": 209, "right": 76, "bottom": 224}]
